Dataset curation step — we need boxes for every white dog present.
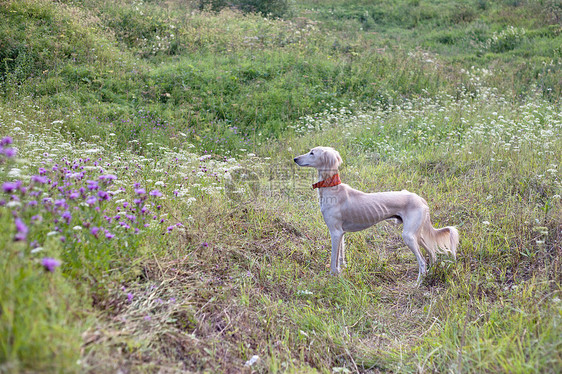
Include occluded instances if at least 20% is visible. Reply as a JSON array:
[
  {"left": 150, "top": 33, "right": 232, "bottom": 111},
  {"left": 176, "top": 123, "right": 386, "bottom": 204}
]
[{"left": 294, "top": 146, "right": 458, "bottom": 284}]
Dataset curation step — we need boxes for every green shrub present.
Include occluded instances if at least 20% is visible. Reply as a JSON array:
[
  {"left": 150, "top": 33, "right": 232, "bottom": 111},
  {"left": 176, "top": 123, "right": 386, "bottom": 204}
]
[
  {"left": 199, "top": 0, "right": 292, "bottom": 18},
  {"left": 485, "top": 26, "right": 527, "bottom": 53}
]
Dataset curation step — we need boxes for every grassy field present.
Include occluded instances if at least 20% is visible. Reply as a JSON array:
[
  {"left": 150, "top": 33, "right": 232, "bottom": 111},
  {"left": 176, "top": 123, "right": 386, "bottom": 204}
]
[{"left": 1, "top": 0, "right": 561, "bottom": 372}]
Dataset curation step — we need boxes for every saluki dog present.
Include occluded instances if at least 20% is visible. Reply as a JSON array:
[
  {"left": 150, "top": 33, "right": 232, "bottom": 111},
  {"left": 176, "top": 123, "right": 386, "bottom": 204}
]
[{"left": 294, "top": 146, "right": 459, "bottom": 284}]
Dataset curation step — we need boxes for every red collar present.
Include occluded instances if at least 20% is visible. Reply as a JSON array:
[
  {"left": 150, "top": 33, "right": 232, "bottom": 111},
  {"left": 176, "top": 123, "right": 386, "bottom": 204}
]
[{"left": 312, "top": 174, "right": 341, "bottom": 189}]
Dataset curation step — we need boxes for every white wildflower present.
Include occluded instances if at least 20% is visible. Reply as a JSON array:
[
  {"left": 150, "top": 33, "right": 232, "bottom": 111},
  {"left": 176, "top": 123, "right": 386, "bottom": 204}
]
[
  {"left": 244, "top": 355, "right": 259, "bottom": 367},
  {"left": 8, "top": 168, "right": 21, "bottom": 178}
]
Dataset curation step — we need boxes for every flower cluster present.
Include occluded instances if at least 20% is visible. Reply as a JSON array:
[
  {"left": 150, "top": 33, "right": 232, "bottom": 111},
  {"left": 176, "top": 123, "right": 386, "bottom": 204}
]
[
  {"left": 291, "top": 67, "right": 561, "bottom": 167},
  {"left": 0, "top": 136, "right": 16, "bottom": 159},
  {"left": 1, "top": 154, "right": 173, "bottom": 254},
  {"left": 0, "top": 108, "right": 248, "bottom": 275}
]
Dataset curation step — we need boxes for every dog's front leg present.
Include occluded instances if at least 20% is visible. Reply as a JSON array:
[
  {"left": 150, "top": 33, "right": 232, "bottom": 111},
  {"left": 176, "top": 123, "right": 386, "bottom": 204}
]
[
  {"left": 329, "top": 229, "right": 344, "bottom": 275},
  {"left": 338, "top": 234, "right": 347, "bottom": 269}
]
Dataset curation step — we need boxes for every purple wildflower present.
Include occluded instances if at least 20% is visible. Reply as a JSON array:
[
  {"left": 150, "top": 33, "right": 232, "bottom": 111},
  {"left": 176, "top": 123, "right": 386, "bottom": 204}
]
[
  {"left": 99, "top": 174, "right": 117, "bottom": 182},
  {"left": 134, "top": 188, "right": 146, "bottom": 195},
  {"left": 61, "top": 211, "right": 72, "bottom": 224},
  {"left": 127, "top": 293, "right": 133, "bottom": 302},
  {"left": 97, "top": 190, "right": 110, "bottom": 200},
  {"left": 41, "top": 257, "right": 61, "bottom": 272},
  {"left": 86, "top": 196, "right": 97, "bottom": 205},
  {"left": 14, "top": 218, "right": 28, "bottom": 241},
  {"left": 149, "top": 189, "right": 162, "bottom": 197},
  {"left": 3, "top": 148, "right": 16, "bottom": 158},
  {"left": 91, "top": 227, "right": 100, "bottom": 237},
  {"left": 0, "top": 136, "right": 12, "bottom": 146},
  {"left": 87, "top": 180, "right": 99, "bottom": 191},
  {"left": 202, "top": 242, "right": 209, "bottom": 247},
  {"left": 2, "top": 182, "right": 18, "bottom": 193},
  {"left": 105, "top": 231, "right": 115, "bottom": 239},
  {"left": 31, "top": 175, "right": 48, "bottom": 184}
]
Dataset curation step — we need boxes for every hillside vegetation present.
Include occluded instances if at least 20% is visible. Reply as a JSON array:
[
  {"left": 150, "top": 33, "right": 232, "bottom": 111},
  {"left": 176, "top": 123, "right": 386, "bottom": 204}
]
[{"left": 1, "top": 0, "right": 561, "bottom": 373}]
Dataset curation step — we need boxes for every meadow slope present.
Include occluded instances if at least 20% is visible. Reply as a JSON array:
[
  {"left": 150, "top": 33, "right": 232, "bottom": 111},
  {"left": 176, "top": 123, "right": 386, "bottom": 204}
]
[{"left": 1, "top": 0, "right": 561, "bottom": 373}]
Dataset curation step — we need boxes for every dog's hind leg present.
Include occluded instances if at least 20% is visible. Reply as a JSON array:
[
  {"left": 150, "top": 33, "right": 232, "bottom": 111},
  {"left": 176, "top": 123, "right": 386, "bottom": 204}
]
[{"left": 402, "top": 210, "right": 427, "bottom": 285}]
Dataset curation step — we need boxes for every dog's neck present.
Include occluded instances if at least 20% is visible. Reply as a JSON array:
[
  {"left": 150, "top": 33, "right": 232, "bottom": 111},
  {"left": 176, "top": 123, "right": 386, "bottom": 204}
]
[{"left": 318, "top": 168, "right": 339, "bottom": 182}]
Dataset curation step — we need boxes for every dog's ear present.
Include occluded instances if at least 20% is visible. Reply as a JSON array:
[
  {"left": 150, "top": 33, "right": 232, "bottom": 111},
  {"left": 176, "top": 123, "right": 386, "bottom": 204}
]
[
  {"left": 334, "top": 150, "right": 342, "bottom": 168},
  {"left": 321, "top": 148, "right": 342, "bottom": 170}
]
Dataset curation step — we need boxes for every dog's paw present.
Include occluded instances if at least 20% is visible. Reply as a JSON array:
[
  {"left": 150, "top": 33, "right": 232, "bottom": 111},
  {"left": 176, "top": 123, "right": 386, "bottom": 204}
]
[{"left": 330, "top": 267, "right": 342, "bottom": 276}]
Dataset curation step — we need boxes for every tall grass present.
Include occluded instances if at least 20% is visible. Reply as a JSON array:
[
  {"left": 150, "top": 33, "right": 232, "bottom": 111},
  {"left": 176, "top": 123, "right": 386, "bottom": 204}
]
[
  {"left": 0, "top": 0, "right": 561, "bottom": 372},
  {"left": 4, "top": 0, "right": 560, "bottom": 155}
]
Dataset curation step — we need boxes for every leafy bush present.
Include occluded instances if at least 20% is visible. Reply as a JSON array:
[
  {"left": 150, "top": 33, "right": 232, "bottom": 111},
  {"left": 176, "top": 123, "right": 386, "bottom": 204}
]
[
  {"left": 485, "top": 26, "right": 527, "bottom": 53},
  {"left": 199, "top": 0, "right": 291, "bottom": 18}
]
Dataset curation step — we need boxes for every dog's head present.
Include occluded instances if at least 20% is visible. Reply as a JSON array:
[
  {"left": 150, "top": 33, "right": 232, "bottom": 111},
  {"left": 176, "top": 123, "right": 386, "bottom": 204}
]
[{"left": 294, "top": 147, "right": 342, "bottom": 171}]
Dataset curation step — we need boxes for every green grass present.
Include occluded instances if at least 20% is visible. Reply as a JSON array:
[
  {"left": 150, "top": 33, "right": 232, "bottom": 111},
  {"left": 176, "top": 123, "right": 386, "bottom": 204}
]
[
  {"left": 1, "top": 0, "right": 561, "bottom": 372},
  {"left": 0, "top": 212, "right": 84, "bottom": 373}
]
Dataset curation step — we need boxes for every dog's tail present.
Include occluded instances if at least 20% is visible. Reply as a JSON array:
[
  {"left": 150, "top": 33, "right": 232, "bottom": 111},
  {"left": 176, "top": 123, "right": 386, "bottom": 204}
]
[{"left": 419, "top": 211, "right": 459, "bottom": 263}]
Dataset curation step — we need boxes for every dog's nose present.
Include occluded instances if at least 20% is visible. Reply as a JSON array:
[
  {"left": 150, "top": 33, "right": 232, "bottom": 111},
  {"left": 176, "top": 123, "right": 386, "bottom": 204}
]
[{"left": 293, "top": 157, "right": 298, "bottom": 163}]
